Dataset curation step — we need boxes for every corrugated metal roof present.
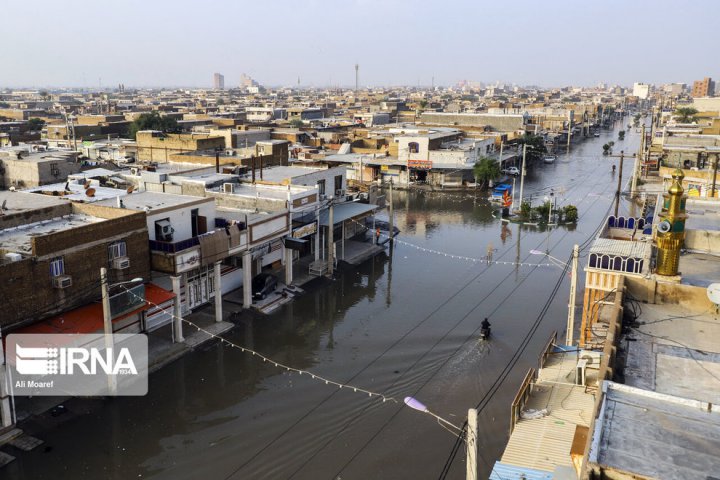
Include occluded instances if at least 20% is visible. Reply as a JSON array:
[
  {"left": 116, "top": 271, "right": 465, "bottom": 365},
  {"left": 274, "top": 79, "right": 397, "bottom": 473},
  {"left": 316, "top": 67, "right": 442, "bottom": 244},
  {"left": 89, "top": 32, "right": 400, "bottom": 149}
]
[
  {"left": 589, "top": 237, "right": 651, "bottom": 258},
  {"left": 501, "top": 416, "right": 577, "bottom": 472},
  {"left": 318, "top": 202, "right": 377, "bottom": 226},
  {"left": 490, "top": 462, "right": 554, "bottom": 480}
]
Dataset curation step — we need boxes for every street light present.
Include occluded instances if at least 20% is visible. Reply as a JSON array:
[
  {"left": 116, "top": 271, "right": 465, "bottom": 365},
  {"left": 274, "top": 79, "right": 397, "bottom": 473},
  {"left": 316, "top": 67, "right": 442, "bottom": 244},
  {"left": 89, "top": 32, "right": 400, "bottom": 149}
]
[
  {"left": 100, "top": 268, "right": 143, "bottom": 395},
  {"left": 404, "top": 397, "right": 477, "bottom": 480},
  {"left": 529, "top": 249, "right": 567, "bottom": 268}
]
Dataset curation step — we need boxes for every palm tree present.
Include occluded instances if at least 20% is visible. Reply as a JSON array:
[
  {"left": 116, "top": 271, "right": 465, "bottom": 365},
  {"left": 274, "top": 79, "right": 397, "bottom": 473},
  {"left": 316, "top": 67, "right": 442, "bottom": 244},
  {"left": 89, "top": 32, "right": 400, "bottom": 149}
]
[
  {"left": 473, "top": 157, "right": 500, "bottom": 188},
  {"left": 674, "top": 107, "right": 698, "bottom": 123}
]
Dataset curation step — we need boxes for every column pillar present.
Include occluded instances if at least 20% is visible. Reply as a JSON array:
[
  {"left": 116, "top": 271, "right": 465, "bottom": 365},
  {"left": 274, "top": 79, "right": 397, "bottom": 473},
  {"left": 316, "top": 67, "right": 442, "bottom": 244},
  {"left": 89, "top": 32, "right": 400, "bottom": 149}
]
[
  {"left": 171, "top": 275, "right": 184, "bottom": 343},
  {"left": 243, "top": 251, "right": 253, "bottom": 308},
  {"left": 285, "top": 246, "right": 293, "bottom": 285},
  {"left": 314, "top": 219, "right": 320, "bottom": 261},
  {"left": 214, "top": 261, "right": 223, "bottom": 322}
]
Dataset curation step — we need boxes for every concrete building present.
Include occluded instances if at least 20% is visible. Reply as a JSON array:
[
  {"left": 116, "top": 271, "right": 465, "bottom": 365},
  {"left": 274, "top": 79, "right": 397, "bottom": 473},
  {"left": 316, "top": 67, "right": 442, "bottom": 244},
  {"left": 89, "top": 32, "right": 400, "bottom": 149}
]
[
  {"left": 632, "top": 82, "right": 651, "bottom": 99},
  {"left": 691, "top": 76, "right": 715, "bottom": 98},
  {"left": 0, "top": 146, "right": 80, "bottom": 189},
  {"left": 0, "top": 191, "right": 151, "bottom": 332},
  {"left": 213, "top": 73, "right": 225, "bottom": 90},
  {"left": 246, "top": 107, "right": 287, "bottom": 123},
  {"left": 135, "top": 131, "right": 225, "bottom": 162}
]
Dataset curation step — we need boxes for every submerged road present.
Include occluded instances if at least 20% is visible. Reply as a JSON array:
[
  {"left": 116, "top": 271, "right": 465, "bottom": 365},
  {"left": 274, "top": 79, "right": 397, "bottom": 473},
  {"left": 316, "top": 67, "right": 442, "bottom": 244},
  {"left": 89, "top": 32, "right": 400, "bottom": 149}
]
[{"left": 6, "top": 123, "right": 641, "bottom": 479}]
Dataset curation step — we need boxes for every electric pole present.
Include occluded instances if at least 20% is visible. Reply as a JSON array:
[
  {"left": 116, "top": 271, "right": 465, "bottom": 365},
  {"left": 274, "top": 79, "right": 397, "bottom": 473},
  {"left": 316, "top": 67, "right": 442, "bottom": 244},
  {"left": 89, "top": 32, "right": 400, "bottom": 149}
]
[
  {"left": 518, "top": 144, "right": 527, "bottom": 211},
  {"left": 615, "top": 151, "right": 624, "bottom": 218}
]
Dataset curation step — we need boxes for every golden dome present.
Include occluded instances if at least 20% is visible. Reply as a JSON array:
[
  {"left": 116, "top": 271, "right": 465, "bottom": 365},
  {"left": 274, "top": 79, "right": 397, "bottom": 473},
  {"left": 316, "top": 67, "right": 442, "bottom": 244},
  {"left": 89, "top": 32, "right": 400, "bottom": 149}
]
[{"left": 668, "top": 169, "right": 684, "bottom": 195}]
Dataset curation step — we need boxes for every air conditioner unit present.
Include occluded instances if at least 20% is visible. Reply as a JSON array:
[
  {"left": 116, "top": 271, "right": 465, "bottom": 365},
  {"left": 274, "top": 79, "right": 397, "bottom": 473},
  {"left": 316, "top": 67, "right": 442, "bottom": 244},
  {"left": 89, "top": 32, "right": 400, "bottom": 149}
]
[
  {"left": 156, "top": 220, "right": 174, "bottom": 241},
  {"left": 113, "top": 256, "right": 130, "bottom": 270},
  {"left": 53, "top": 275, "right": 72, "bottom": 289},
  {"left": 223, "top": 183, "right": 235, "bottom": 194},
  {"left": 335, "top": 189, "right": 345, "bottom": 198},
  {"left": 319, "top": 193, "right": 327, "bottom": 201},
  {"left": 130, "top": 167, "right": 140, "bottom": 176},
  {"left": 575, "top": 358, "right": 588, "bottom": 386}
]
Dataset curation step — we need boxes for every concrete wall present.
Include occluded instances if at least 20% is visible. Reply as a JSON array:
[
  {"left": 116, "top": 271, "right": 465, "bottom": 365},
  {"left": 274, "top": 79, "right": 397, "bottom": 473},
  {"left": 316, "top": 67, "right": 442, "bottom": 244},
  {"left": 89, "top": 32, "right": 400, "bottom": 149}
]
[
  {"left": 624, "top": 275, "right": 715, "bottom": 312},
  {"left": 136, "top": 132, "right": 225, "bottom": 162},
  {"left": 684, "top": 228, "right": 720, "bottom": 254},
  {"left": 0, "top": 156, "right": 81, "bottom": 188},
  {"left": 420, "top": 112, "right": 525, "bottom": 131}
]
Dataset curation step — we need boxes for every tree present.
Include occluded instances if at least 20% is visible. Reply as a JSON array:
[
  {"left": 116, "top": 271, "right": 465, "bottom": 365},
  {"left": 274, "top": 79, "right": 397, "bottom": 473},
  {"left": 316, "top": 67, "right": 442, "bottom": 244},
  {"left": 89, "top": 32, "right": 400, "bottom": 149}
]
[
  {"left": 563, "top": 205, "right": 578, "bottom": 223},
  {"left": 602, "top": 143, "right": 611, "bottom": 155},
  {"left": 517, "top": 134, "right": 547, "bottom": 158},
  {"left": 618, "top": 130, "right": 625, "bottom": 140},
  {"left": 127, "top": 112, "right": 179, "bottom": 139},
  {"left": 674, "top": 107, "right": 698, "bottom": 123},
  {"left": 39, "top": 90, "right": 50, "bottom": 101},
  {"left": 27, "top": 117, "right": 45, "bottom": 131},
  {"left": 472, "top": 157, "right": 500, "bottom": 188},
  {"left": 289, "top": 119, "right": 304, "bottom": 128}
]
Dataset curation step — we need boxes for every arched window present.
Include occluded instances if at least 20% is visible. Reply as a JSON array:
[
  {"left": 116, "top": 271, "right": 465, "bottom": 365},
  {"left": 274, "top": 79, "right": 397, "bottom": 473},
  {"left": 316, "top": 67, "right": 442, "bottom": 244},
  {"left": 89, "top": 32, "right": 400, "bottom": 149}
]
[{"left": 408, "top": 142, "right": 420, "bottom": 154}]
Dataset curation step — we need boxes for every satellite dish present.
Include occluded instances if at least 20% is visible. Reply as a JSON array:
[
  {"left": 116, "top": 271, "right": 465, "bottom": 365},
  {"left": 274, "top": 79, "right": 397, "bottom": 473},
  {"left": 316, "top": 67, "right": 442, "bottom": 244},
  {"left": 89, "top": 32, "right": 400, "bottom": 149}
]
[
  {"left": 707, "top": 283, "right": 720, "bottom": 305},
  {"left": 126, "top": 185, "right": 135, "bottom": 194},
  {"left": 657, "top": 220, "right": 671, "bottom": 233},
  {"left": 84, "top": 181, "right": 91, "bottom": 190},
  {"left": 85, "top": 188, "right": 96, "bottom": 197}
]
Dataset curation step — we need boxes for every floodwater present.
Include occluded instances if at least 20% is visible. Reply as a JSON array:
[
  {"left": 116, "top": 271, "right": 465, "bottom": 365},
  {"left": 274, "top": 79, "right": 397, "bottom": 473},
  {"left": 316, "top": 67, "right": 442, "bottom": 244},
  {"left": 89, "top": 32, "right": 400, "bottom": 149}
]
[{"left": 5, "top": 124, "right": 641, "bottom": 480}]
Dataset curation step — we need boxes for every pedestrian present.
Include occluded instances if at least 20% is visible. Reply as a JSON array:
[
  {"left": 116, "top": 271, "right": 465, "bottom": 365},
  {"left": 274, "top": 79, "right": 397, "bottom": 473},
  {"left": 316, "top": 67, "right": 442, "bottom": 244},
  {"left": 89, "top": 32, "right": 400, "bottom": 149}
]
[
  {"left": 376, "top": 227, "right": 381, "bottom": 245},
  {"left": 486, "top": 242, "right": 494, "bottom": 265}
]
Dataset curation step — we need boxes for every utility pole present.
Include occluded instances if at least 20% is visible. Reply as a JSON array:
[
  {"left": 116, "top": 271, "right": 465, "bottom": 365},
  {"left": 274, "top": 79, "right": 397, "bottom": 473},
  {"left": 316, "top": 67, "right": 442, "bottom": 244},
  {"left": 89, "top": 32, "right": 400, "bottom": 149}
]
[
  {"left": 0, "top": 327, "right": 14, "bottom": 427},
  {"left": 518, "top": 144, "right": 527, "bottom": 211},
  {"left": 566, "top": 244, "right": 579, "bottom": 346},
  {"left": 327, "top": 202, "right": 334, "bottom": 276},
  {"left": 388, "top": 179, "right": 394, "bottom": 246},
  {"left": 466, "top": 408, "right": 478, "bottom": 480},
  {"left": 711, "top": 155, "right": 719, "bottom": 199},
  {"left": 631, "top": 124, "right": 645, "bottom": 198},
  {"left": 100, "top": 267, "right": 118, "bottom": 395},
  {"left": 497, "top": 141, "right": 504, "bottom": 170},
  {"left": 615, "top": 151, "right": 624, "bottom": 218}
]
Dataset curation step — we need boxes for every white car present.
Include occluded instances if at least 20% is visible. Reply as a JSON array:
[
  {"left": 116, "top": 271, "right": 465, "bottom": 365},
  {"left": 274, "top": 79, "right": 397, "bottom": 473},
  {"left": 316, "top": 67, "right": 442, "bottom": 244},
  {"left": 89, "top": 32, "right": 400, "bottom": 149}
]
[{"left": 502, "top": 166, "right": 520, "bottom": 176}]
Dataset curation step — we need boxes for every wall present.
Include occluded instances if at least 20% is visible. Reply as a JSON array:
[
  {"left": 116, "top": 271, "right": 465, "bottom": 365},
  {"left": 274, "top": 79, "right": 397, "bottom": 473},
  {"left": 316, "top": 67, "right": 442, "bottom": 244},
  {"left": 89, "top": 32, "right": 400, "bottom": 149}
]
[
  {"left": 685, "top": 228, "right": 720, "bottom": 254},
  {"left": 144, "top": 199, "right": 216, "bottom": 242},
  {"left": 1, "top": 212, "right": 150, "bottom": 331},
  {"left": 420, "top": 112, "right": 525, "bottom": 131},
  {"left": 135, "top": 132, "right": 225, "bottom": 162},
  {"left": 1, "top": 157, "right": 81, "bottom": 188}
]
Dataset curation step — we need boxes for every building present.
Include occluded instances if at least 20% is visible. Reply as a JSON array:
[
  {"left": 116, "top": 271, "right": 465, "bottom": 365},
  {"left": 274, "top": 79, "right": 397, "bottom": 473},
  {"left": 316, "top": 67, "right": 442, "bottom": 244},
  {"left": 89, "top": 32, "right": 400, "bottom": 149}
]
[
  {"left": 692, "top": 77, "right": 715, "bottom": 98},
  {"left": 213, "top": 73, "right": 225, "bottom": 90},
  {"left": 0, "top": 146, "right": 80, "bottom": 189},
  {"left": 632, "top": 82, "right": 651, "bottom": 99},
  {"left": 135, "top": 131, "right": 225, "bottom": 162},
  {"left": 0, "top": 191, "right": 151, "bottom": 332}
]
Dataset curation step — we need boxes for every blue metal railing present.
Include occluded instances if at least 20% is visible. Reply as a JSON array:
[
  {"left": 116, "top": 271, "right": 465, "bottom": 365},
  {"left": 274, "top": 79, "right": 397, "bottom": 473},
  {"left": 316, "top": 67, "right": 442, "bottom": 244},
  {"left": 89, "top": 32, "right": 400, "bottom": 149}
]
[{"left": 149, "top": 236, "right": 200, "bottom": 254}]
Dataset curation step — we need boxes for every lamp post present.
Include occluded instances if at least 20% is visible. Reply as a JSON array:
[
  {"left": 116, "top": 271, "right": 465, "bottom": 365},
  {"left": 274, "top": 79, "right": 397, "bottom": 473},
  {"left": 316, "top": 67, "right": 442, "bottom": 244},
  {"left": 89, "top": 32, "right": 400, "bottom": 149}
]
[
  {"left": 404, "top": 397, "right": 477, "bottom": 480},
  {"left": 101, "top": 268, "right": 143, "bottom": 395}
]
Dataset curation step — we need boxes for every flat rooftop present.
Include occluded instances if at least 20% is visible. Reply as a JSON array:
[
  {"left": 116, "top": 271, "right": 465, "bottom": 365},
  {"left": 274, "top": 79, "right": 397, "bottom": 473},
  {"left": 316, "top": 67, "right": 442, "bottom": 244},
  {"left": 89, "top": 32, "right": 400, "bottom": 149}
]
[
  {"left": 590, "top": 381, "right": 720, "bottom": 480},
  {"left": 622, "top": 302, "right": 720, "bottom": 404},
  {"left": 240, "top": 165, "right": 324, "bottom": 183},
  {"left": 0, "top": 191, "right": 66, "bottom": 214},
  {"left": 25, "top": 181, "right": 129, "bottom": 203},
  {"left": 94, "top": 191, "right": 209, "bottom": 212},
  {"left": 0, "top": 213, "right": 104, "bottom": 255}
]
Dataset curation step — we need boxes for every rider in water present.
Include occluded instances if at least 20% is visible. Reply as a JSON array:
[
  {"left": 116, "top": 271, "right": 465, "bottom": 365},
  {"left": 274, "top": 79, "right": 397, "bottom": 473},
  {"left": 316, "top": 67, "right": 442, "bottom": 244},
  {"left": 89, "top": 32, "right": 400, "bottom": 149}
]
[
  {"left": 612, "top": 164, "right": 616, "bottom": 173},
  {"left": 481, "top": 317, "right": 491, "bottom": 331}
]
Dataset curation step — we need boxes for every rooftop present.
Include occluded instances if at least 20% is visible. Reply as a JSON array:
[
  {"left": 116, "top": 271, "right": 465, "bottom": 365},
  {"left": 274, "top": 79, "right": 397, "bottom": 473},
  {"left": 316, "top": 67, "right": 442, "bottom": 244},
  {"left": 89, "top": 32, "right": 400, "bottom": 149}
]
[
  {"left": 0, "top": 212, "right": 104, "bottom": 255},
  {"left": 94, "top": 191, "right": 210, "bottom": 212},
  {"left": 0, "top": 191, "right": 67, "bottom": 214},
  {"left": 239, "top": 165, "right": 324, "bottom": 183},
  {"left": 589, "top": 381, "right": 720, "bottom": 480}
]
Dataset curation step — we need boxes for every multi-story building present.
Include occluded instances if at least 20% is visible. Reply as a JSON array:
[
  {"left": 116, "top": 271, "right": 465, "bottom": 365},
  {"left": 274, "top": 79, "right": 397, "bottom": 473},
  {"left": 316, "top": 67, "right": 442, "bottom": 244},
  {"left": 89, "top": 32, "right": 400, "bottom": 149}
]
[
  {"left": 691, "top": 77, "right": 715, "bottom": 98},
  {"left": 0, "top": 146, "right": 80, "bottom": 189},
  {"left": 213, "top": 73, "right": 225, "bottom": 90},
  {"left": 135, "top": 131, "right": 225, "bottom": 162},
  {"left": 632, "top": 82, "right": 651, "bottom": 99},
  {"left": 0, "top": 191, "right": 151, "bottom": 332}
]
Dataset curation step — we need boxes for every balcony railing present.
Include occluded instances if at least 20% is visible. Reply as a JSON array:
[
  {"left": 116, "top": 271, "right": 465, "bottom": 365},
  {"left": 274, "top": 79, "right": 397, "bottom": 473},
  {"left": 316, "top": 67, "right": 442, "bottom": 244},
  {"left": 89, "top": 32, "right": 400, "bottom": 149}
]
[{"left": 149, "top": 237, "right": 200, "bottom": 254}]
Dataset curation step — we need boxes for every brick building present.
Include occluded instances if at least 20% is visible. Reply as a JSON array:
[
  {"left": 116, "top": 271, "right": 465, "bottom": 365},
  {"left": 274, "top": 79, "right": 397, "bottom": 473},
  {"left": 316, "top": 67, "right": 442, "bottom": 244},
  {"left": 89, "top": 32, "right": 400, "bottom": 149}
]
[
  {"left": 0, "top": 192, "right": 151, "bottom": 331},
  {"left": 692, "top": 77, "right": 715, "bottom": 98}
]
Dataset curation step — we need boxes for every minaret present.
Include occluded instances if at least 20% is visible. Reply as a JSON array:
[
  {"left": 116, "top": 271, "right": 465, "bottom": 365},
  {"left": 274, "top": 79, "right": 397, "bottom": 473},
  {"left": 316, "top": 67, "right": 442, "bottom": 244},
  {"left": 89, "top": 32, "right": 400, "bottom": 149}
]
[
  {"left": 355, "top": 64, "right": 359, "bottom": 93},
  {"left": 656, "top": 169, "right": 687, "bottom": 276}
]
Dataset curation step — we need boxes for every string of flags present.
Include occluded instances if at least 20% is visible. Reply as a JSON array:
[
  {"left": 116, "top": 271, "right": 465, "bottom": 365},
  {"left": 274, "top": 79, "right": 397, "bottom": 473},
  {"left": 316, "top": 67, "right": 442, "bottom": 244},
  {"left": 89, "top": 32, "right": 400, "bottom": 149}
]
[{"left": 122, "top": 287, "right": 398, "bottom": 404}]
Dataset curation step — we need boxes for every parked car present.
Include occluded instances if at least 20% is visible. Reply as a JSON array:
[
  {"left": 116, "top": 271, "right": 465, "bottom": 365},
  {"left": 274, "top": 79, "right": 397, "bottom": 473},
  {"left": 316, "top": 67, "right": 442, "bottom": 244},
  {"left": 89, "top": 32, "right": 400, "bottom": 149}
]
[
  {"left": 252, "top": 273, "right": 278, "bottom": 300},
  {"left": 502, "top": 166, "right": 520, "bottom": 176}
]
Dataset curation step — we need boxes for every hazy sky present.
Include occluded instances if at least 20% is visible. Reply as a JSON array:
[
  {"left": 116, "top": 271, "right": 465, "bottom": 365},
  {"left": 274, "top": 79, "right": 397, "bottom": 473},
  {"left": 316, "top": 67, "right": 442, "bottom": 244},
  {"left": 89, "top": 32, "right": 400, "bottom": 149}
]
[{"left": 2, "top": 0, "right": 718, "bottom": 89}]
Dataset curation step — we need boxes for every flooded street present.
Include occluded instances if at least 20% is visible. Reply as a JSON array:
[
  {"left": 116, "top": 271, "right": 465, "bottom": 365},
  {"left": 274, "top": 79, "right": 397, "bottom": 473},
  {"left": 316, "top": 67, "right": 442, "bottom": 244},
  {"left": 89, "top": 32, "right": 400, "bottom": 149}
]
[{"left": 5, "top": 126, "right": 640, "bottom": 480}]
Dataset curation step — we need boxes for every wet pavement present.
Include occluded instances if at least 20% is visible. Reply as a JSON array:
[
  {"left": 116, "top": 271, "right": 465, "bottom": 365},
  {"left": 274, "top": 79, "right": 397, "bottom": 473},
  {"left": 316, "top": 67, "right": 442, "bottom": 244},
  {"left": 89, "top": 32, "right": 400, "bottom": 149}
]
[{"left": 3, "top": 123, "right": 642, "bottom": 480}]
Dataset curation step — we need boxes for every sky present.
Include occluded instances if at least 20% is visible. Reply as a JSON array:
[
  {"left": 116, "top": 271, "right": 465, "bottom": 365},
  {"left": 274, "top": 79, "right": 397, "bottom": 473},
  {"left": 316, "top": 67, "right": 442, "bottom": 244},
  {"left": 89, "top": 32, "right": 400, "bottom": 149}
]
[{"left": 2, "top": 0, "right": 719, "bottom": 89}]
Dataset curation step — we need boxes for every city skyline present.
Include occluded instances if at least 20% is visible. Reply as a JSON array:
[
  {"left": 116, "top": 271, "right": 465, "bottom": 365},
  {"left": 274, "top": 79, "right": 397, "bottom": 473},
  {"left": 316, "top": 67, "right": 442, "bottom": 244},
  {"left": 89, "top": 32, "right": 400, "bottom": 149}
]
[{"left": 2, "top": 0, "right": 719, "bottom": 88}]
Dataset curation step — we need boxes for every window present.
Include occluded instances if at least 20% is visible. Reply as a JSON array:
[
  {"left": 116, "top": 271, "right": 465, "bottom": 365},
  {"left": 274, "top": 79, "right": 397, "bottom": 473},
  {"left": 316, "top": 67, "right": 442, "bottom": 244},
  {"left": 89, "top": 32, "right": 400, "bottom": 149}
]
[
  {"left": 49, "top": 256, "right": 65, "bottom": 277},
  {"left": 317, "top": 179, "right": 326, "bottom": 196},
  {"left": 108, "top": 241, "right": 127, "bottom": 260},
  {"left": 408, "top": 142, "right": 420, "bottom": 154}
]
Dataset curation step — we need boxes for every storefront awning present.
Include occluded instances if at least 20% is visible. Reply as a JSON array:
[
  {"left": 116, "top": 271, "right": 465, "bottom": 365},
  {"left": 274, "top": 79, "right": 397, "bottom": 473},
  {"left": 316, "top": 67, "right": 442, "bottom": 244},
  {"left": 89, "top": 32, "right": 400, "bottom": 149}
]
[{"left": 318, "top": 202, "right": 378, "bottom": 227}]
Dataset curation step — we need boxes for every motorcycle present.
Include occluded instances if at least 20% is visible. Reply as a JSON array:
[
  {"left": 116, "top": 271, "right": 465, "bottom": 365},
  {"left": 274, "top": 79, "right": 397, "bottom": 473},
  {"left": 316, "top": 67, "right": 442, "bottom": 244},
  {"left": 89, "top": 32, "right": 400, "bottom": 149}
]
[{"left": 480, "top": 326, "right": 491, "bottom": 340}]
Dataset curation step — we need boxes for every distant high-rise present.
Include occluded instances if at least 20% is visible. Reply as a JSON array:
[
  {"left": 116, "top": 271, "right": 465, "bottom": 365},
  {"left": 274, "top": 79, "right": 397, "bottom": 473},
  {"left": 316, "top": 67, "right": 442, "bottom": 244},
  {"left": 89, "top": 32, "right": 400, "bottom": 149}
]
[
  {"left": 632, "top": 82, "right": 651, "bottom": 100},
  {"left": 213, "top": 73, "right": 225, "bottom": 90},
  {"left": 355, "top": 64, "right": 359, "bottom": 92},
  {"left": 691, "top": 77, "right": 714, "bottom": 98}
]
